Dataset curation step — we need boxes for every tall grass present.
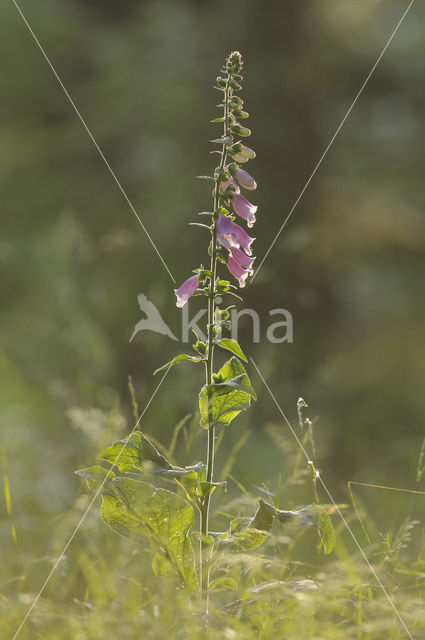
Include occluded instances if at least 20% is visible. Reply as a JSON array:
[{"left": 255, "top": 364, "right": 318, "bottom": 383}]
[{"left": 2, "top": 403, "right": 424, "bottom": 639}]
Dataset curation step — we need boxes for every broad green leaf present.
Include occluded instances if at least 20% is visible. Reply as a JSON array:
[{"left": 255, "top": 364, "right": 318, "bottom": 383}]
[
  {"left": 199, "top": 357, "right": 255, "bottom": 429},
  {"left": 99, "top": 431, "right": 173, "bottom": 473},
  {"left": 316, "top": 510, "right": 336, "bottom": 555},
  {"left": 250, "top": 498, "right": 275, "bottom": 532},
  {"left": 216, "top": 338, "right": 247, "bottom": 362},
  {"left": 154, "top": 354, "right": 202, "bottom": 375},
  {"left": 101, "top": 478, "right": 198, "bottom": 590},
  {"left": 209, "top": 577, "right": 238, "bottom": 592},
  {"left": 199, "top": 386, "right": 250, "bottom": 429},
  {"left": 217, "top": 499, "right": 274, "bottom": 551},
  {"left": 152, "top": 550, "right": 172, "bottom": 577},
  {"left": 217, "top": 499, "right": 315, "bottom": 552},
  {"left": 75, "top": 465, "right": 115, "bottom": 491},
  {"left": 199, "top": 480, "right": 227, "bottom": 497},
  {"left": 214, "top": 357, "right": 255, "bottom": 398},
  {"left": 208, "top": 374, "right": 256, "bottom": 398},
  {"left": 100, "top": 433, "right": 212, "bottom": 509},
  {"left": 222, "top": 527, "right": 270, "bottom": 551}
]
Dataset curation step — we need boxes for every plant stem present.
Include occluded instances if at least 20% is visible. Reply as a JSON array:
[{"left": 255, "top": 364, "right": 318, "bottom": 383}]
[{"left": 199, "top": 70, "right": 232, "bottom": 599}]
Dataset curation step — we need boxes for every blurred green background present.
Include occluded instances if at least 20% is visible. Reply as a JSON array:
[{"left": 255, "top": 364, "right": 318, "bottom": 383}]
[{"left": 1, "top": 0, "right": 425, "bottom": 619}]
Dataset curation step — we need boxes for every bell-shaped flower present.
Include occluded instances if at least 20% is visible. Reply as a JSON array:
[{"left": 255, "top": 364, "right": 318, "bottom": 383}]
[
  {"left": 174, "top": 274, "right": 199, "bottom": 308},
  {"left": 235, "top": 168, "right": 257, "bottom": 190},
  {"left": 216, "top": 213, "right": 239, "bottom": 250},
  {"left": 233, "top": 222, "right": 255, "bottom": 256},
  {"left": 230, "top": 247, "right": 255, "bottom": 273},
  {"left": 220, "top": 176, "right": 240, "bottom": 194},
  {"left": 216, "top": 214, "right": 256, "bottom": 257},
  {"left": 232, "top": 193, "right": 257, "bottom": 228},
  {"left": 226, "top": 256, "right": 249, "bottom": 288}
]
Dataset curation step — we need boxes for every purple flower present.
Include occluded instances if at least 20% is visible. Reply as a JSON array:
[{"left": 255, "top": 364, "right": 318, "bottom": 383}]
[
  {"left": 174, "top": 274, "right": 199, "bottom": 308},
  {"left": 216, "top": 214, "right": 255, "bottom": 256},
  {"left": 220, "top": 176, "right": 240, "bottom": 194},
  {"left": 227, "top": 256, "right": 249, "bottom": 288},
  {"left": 235, "top": 168, "right": 257, "bottom": 190},
  {"left": 230, "top": 247, "right": 255, "bottom": 273},
  {"left": 216, "top": 213, "right": 239, "bottom": 250},
  {"left": 233, "top": 222, "right": 255, "bottom": 256},
  {"left": 232, "top": 193, "right": 257, "bottom": 228}
]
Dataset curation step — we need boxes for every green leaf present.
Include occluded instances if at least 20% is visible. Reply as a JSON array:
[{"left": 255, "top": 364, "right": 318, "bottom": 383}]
[
  {"left": 101, "top": 478, "right": 198, "bottom": 590},
  {"left": 209, "top": 577, "right": 238, "bottom": 592},
  {"left": 217, "top": 499, "right": 274, "bottom": 551},
  {"left": 100, "top": 433, "right": 213, "bottom": 509},
  {"left": 208, "top": 374, "right": 255, "bottom": 398},
  {"left": 152, "top": 550, "right": 172, "bottom": 577},
  {"left": 154, "top": 354, "right": 203, "bottom": 375},
  {"left": 316, "top": 510, "right": 336, "bottom": 555},
  {"left": 75, "top": 465, "right": 115, "bottom": 491},
  {"left": 99, "top": 431, "right": 173, "bottom": 473},
  {"left": 216, "top": 498, "right": 316, "bottom": 552},
  {"left": 216, "top": 338, "right": 247, "bottom": 362},
  {"left": 250, "top": 498, "right": 275, "bottom": 531},
  {"left": 199, "top": 357, "right": 255, "bottom": 429},
  {"left": 199, "top": 480, "right": 227, "bottom": 499}
]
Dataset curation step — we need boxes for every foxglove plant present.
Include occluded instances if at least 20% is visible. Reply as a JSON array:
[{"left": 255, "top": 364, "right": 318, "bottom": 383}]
[{"left": 76, "top": 52, "right": 334, "bottom": 603}]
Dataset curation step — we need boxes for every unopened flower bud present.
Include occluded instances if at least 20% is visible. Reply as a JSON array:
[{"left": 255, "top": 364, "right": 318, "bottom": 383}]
[
  {"left": 230, "top": 96, "right": 243, "bottom": 108},
  {"left": 226, "top": 51, "right": 243, "bottom": 74},
  {"left": 230, "top": 125, "right": 251, "bottom": 137},
  {"left": 239, "top": 145, "right": 256, "bottom": 159},
  {"left": 233, "top": 110, "right": 249, "bottom": 119},
  {"left": 235, "top": 168, "right": 257, "bottom": 190},
  {"left": 229, "top": 80, "right": 242, "bottom": 91},
  {"left": 230, "top": 153, "right": 249, "bottom": 164}
]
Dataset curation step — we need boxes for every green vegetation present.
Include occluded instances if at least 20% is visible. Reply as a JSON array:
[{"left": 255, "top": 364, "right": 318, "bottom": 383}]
[{"left": 1, "top": 1, "right": 424, "bottom": 638}]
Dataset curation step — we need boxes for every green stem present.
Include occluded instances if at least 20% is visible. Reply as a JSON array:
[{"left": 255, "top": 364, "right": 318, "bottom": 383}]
[{"left": 199, "top": 71, "right": 232, "bottom": 599}]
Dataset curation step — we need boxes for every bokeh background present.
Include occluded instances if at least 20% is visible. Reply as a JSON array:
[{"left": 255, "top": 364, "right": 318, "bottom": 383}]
[{"left": 1, "top": 0, "right": 425, "bottom": 624}]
